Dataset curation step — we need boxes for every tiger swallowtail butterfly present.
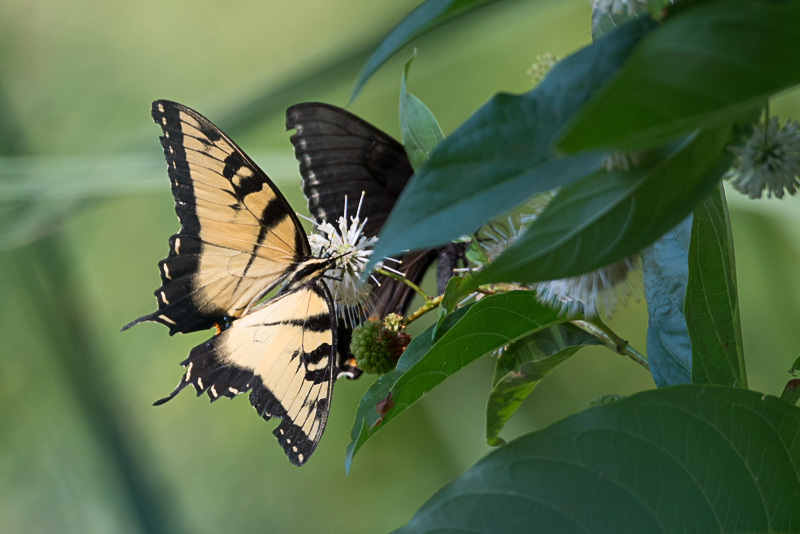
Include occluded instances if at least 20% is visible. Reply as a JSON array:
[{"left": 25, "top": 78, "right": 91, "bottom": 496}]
[
  {"left": 286, "top": 103, "right": 441, "bottom": 377},
  {"left": 123, "top": 100, "right": 340, "bottom": 466}
]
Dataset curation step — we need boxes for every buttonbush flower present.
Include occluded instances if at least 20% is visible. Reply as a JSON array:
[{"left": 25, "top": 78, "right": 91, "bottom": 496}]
[
  {"left": 306, "top": 193, "right": 378, "bottom": 325},
  {"left": 726, "top": 117, "right": 800, "bottom": 199}
]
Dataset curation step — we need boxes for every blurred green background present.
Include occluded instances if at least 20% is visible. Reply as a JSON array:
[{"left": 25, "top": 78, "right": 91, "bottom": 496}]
[{"left": 2, "top": 0, "right": 800, "bottom": 532}]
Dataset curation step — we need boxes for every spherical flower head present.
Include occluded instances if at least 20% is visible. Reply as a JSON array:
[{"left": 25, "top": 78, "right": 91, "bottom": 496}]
[
  {"left": 306, "top": 193, "right": 378, "bottom": 325},
  {"left": 726, "top": 117, "right": 800, "bottom": 199},
  {"left": 349, "top": 319, "right": 410, "bottom": 376},
  {"left": 591, "top": 0, "right": 647, "bottom": 16},
  {"left": 527, "top": 52, "right": 557, "bottom": 85},
  {"left": 535, "top": 255, "right": 640, "bottom": 318}
]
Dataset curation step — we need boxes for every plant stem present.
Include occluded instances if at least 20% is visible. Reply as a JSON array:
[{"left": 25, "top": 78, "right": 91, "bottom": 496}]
[
  {"left": 572, "top": 318, "right": 649, "bottom": 371},
  {"left": 405, "top": 295, "right": 444, "bottom": 326},
  {"left": 375, "top": 267, "right": 428, "bottom": 299}
]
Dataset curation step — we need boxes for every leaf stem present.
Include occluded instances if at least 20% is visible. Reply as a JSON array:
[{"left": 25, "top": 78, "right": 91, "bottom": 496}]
[
  {"left": 374, "top": 267, "right": 428, "bottom": 299},
  {"left": 572, "top": 318, "right": 649, "bottom": 371}
]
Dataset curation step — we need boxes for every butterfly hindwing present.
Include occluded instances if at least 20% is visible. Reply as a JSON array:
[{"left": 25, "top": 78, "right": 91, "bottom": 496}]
[
  {"left": 124, "top": 100, "right": 309, "bottom": 335},
  {"left": 156, "top": 279, "right": 336, "bottom": 466},
  {"left": 287, "top": 103, "right": 438, "bottom": 378}
]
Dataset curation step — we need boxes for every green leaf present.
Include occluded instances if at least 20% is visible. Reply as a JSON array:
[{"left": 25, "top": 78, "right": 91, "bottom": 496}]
[
  {"left": 464, "top": 126, "right": 733, "bottom": 291},
  {"left": 345, "top": 304, "right": 473, "bottom": 473},
  {"left": 486, "top": 323, "right": 601, "bottom": 446},
  {"left": 641, "top": 215, "right": 692, "bottom": 387},
  {"left": 397, "top": 385, "right": 800, "bottom": 534},
  {"left": 346, "top": 292, "right": 563, "bottom": 470},
  {"left": 687, "top": 184, "right": 746, "bottom": 387},
  {"left": 399, "top": 53, "right": 444, "bottom": 171},
  {"left": 367, "top": 17, "right": 657, "bottom": 268},
  {"left": 350, "top": 0, "right": 500, "bottom": 100},
  {"left": 431, "top": 275, "right": 464, "bottom": 340},
  {"left": 558, "top": 0, "right": 800, "bottom": 152}
]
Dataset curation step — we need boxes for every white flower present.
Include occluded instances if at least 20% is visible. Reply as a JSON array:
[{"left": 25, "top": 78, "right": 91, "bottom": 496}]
[
  {"left": 601, "top": 150, "right": 644, "bottom": 172},
  {"left": 535, "top": 255, "right": 640, "bottom": 318},
  {"left": 527, "top": 53, "right": 557, "bottom": 86},
  {"left": 591, "top": 0, "right": 647, "bottom": 16},
  {"left": 726, "top": 117, "right": 800, "bottom": 199},
  {"left": 306, "top": 192, "right": 378, "bottom": 326}
]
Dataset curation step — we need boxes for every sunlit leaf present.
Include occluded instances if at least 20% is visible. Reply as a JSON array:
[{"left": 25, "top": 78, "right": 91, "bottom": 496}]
[
  {"left": 641, "top": 215, "right": 692, "bottom": 387},
  {"left": 464, "top": 126, "right": 733, "bottom": 291},
  {"left": 558, "top": 0, "right": 800, "bottom": 151},
  {"left": 687, "top": 184, "right": 745, "bottom": 387},
  {"left": 398, "top": 386, "right": 800, "bottom": 534},
  {"left": 367, "top": 17, "right": 657, "bottom": 268},
  {"left": 486, "top": 324, "right": 601, "bottom": 446},
  {"left": 399, "top": 53, "right": 444, "bottom": 171}
]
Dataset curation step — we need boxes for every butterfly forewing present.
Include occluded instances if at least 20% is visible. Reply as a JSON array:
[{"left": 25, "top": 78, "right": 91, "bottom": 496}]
[
  {"left": 124, "top": 100, "right": 309, "bottom": 335},
  {"left": 287, "top": 102, "right": 415, "bottom": 238},
  {"left": 157, "top": 280, "right": 336, "bottom": 466}
]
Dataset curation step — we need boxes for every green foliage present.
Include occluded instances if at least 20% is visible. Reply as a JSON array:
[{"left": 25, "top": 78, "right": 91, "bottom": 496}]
[
  {"left": 465, "top": 127, "right": 733, "bottom": 290},
  {"left": 343, "top": 0, "right": 800, "bottom": 530},
  {"left": 687, "top": 184, "right": 746, "bottom": 387},
  {"left": 397, "top": 386, "right": 800, "bottom": 534},
  {"left": 399, "top": 53, "right": 444, "bottom": 171},
  {"left": 558, "top": 0, "right": 800, "bottom": 151},
  {"left": 367, "top": 15, "right": 657, "bottom": 268},
  {"left": 641, "top": 216, "right": 693, "bottom": 387},
  {"left": 350, "top": 0, "right": 501, "bottom": 100},
  {"left": 486, "top": 324, "right": 602, "bottom": 446},
  {"left": 346, "top": 292, "right": 563, "bottom": 469}
]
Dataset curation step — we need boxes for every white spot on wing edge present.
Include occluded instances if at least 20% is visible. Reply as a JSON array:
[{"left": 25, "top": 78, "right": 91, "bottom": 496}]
[
  {"left": 197, "top": 377, "right": 204, "bottom": 390},
  {"left": 228, "top": 387, "right": 239, "bottom": 395},
  {"left": 298, "top": 453, "right": 304, "bottom": 463},
  {"left": 185, "top": 362, "right": 193, "bottom": 381},
  {"left": 174, "top": 238, "right": 181, "bottom": 254},
  {"left": 157, "top": 103, "right": 165, "bottom": 113},
  {"left": 162, "top": 264, "right": 171, "bottom": 280},
  {"left": 210, "top": 385, "right": 218, "bottom": 398},
  {"left": 160, "top": 291, "right": 169, "bottom": 305},
  {"left": 158, "top": 314, "right": 176, "bottom": 325}
]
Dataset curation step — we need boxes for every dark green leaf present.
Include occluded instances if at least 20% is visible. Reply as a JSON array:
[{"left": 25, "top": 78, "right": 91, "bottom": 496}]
[
  {"left": 486, "top": 323, "right": 601, "bottom": 446},
  {"left": 368, "top": 17, "right": 657, "bottom": 267},
  {"left": 350, "top": 0, "right": 500, "bottom": 100},
  {"left": 345, "top": 304, "right": 473, "bottom": 472},
  {"left": 432, "top": 276, "right": 464, "bottom": 340},
  {"left": 464, "top": 126, "right": 733, "bottom": 290},
  {"left": 641, "top": 215, "right": 692, "bottom": 387},
  {"left": 346, "top": 292, "right": 563, "bottom": 469},
  {"left": 558, "top": 0, "right": 800, "bottom": 151},
  {"left": 399, "top": 53, "right": 444, "bottom": 171},
  {"left": 687, "top": 184, "right": 746, "bottom": 387},
  {"left": 397, "top": 386, "right": 800, "bottom": 534}
]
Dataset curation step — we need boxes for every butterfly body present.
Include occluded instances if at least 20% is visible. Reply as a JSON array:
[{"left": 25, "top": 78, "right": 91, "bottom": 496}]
[{"left": 125, "top": 100, "right": 337, "bottom": 466}]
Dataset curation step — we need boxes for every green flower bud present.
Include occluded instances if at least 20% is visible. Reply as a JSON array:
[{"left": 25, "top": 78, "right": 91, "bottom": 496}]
[{"left": 350, "top": 320, "right": 411, "bottom": 375}]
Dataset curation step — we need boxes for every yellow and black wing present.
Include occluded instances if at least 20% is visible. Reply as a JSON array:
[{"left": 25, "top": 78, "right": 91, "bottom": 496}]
[
  {"left": 124, "top": 100, "right": 310, "bottom": 335},
  {"left": 156, "top": 279, "right": 336, "bottom": 466}
]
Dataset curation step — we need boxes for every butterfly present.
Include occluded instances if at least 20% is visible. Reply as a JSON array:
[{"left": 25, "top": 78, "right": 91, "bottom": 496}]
[
  {"left": 286, "top": 103, "right": 443, "bottom": 377},
  {"left": 123, "top": 100, "right": 340, "bottom": 466}
]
